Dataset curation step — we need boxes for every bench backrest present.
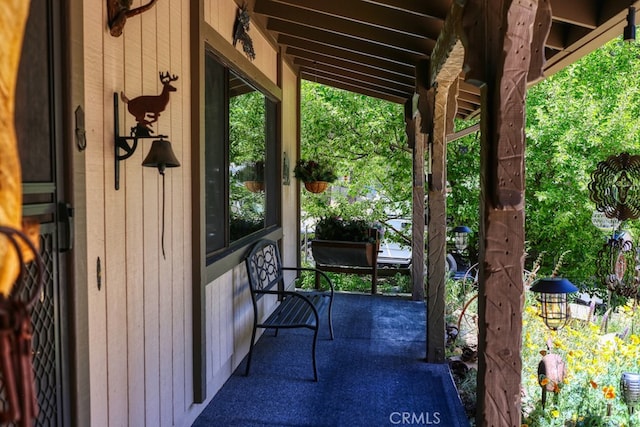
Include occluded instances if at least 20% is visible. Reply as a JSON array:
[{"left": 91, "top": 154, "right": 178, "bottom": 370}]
[{"left": 245, "top": 239, "right": 284, "bottom": 301}]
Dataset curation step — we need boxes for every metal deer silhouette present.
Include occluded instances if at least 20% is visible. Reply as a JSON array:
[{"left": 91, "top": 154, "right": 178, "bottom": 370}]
[{"left": 120, "top": 71, "right": 178, "bottom": 133}]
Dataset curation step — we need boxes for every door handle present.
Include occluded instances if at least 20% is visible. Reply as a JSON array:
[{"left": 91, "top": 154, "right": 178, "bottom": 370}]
[{"left": 58, "top": 202, "right": 74, "bottom": 252}]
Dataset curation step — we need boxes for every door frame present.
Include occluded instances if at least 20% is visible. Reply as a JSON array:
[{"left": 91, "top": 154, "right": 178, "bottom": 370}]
[{"left": 64, "top": 0, "right": 91, "bottom": 425}]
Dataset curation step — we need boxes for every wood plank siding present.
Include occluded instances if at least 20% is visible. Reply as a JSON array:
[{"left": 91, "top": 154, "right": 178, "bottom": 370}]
[{"left": 75, "top": 0, "right": 298, "bottom": 425}]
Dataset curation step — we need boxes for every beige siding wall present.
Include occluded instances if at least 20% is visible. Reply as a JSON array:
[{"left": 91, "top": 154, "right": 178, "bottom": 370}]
[
  {"left": 78, "top": 0, "right": 298, "bottom": 426},
  {"left": 81, "top": 1, "right": 193, "bottom": 426}
]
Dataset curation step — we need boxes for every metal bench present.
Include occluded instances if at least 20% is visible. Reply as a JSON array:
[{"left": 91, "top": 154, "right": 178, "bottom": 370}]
[{"left": 244, "top": 239, "right": 334, "bottom": 381}]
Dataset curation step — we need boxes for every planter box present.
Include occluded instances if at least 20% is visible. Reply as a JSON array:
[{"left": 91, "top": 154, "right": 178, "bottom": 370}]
[{"left": 311, "top": 239, "right": 380, "bottom": 294}]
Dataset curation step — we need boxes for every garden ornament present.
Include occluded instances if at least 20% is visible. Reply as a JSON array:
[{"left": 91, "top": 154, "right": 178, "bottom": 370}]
[
  {"left": 589, "top": 152, "right": 640, "bottom": 221},
  {"left": 621, "top": 372, "right": 640, "bottom": 414},
  {"left": 537, "top": 353, "right": 566, "bottom": 409}
]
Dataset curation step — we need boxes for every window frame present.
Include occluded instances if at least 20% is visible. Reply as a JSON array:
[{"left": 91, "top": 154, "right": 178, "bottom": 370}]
[{"left": 202, "top": 43, "right": 283, "bottom": 280}]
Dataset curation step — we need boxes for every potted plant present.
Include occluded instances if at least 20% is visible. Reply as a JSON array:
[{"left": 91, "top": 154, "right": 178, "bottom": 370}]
[
  {"left": 311, "top": 216, "right": 382, "bottom": 293},
  {"left": 293, "top": 159, "right": 338, "bottom": 193},
  {"left": 235, "top": 161, "right": 265, "bottom": 192}
]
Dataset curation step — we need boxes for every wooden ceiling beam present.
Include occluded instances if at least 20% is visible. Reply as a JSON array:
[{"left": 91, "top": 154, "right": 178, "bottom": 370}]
[
  {"left": 295, "top": 58, "right": 415, "bottom": 92},
  {"left": 301, "top": 68, "right": 410, "bottom": 99},
  {"left": 255, "top": 0, "right": 432, "bottom": 55},
  {"left": 361, "top": 0, "right": 449, "bottom": 19},
  {"left": 550, "top": 0, "right": 598, "bottom": 28},
  {"left": 546, "top": 23, "right": 566, "bottom": 50},
  {"left": 300, "top": 72, "right": 407, "bottom": 104},
  {"left": 278, "top": 34, "right": 419, "bottom": 69},
  {"left": 293, "top": 57, "right": 415, "bottom": 88},
  {"left": 269, "top": 19, "right": 428, "bottom": 65},
  {"left": 287, "top": 48, "right": 413, "bottom": 83},
  {"left": 281, "top": 42, "right": 415, "bottom": 78},
  {"left": 456, "top": 99, "right": 479, "bottom": 112},
  {"left": 268, "top": 0, "right": 443, "bottom": 39},
  {"left": 458, "top": 80, "right": 480, "bottom": 96},
  {"left": 543, "top": 3, "right": 628, "bottom": 77}
]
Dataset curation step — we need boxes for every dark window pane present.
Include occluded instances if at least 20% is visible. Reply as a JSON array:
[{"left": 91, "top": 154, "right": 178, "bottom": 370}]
[{"left": 205, "top": 53, "right": 226, "bottom": 254}]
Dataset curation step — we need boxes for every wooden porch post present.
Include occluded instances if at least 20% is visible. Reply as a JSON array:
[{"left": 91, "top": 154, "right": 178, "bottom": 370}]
[
  {"left": 410, "top": 108, "right": 427, "bottom": 302},
  {"left": 426, "top": 45, "right": 463, "bottom": 362},
  {"left": 459, "top": 1, "right": 551, "bottom": 425},
  {"left": 404, "top": 99, "right": 422, "bottom": 300}
]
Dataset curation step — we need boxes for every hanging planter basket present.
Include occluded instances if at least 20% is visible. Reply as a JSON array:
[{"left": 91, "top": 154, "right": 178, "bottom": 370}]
[
  {"left": 244, "top": 181, "right": 264, "bottom": 193},
  {"left": 304, "top": 181, "right": 328, "bottom": 193}
]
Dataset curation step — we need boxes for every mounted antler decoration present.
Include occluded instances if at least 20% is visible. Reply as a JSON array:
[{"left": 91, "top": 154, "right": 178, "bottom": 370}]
[
  {"left": 107, "top": 0, "right": 158, "bottom": 37},
  {"left": 233, "top": 4, "right": 256, "bottom": 61}
]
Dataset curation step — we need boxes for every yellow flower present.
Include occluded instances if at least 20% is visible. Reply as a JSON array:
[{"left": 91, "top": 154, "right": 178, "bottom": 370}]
[
  {"left": 551, "top": 409, "right": 560, "bottom": 418},
  {"left": 602, "top": 385, "right": 616, "bottom": 399}
]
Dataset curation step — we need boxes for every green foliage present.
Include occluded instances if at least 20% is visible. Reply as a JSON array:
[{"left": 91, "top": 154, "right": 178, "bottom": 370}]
[
  {"left": 295, "top": 269, "right": 410, "bottom": 294},
  {"left": 523, "top": 37, "right": 640, "bottom": 296},
  {"left": 293, "top": 159, "right": 338, "bottom": 183},
  {"left": 446, "top": 37, "right": 640, "bottom": 304},
  {"left": 314, "top": 216, "right": 377, "bottom": 242},
  {"left": 229, "top": 89, "right": 266, "bottom": 163},
  {"left": 302, "top": 38, "right": 640, "bottom": 307},
  {"left": 300, "top": 81, "right": 411, "bottom": 226},
  {"left": 234, "top": 160, "right": 264, "bottom": 182}
]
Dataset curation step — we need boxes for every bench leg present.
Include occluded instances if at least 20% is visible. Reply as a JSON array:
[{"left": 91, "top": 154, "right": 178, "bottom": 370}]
[
  {"left": 312, "top": 326, "right": 319, "bottom": 382},
  {"left": 328, "top": 304, "right": 334, "bottom": 340},
  {"left": 245, "top": 326, "right": 258, "bottom": 376}
]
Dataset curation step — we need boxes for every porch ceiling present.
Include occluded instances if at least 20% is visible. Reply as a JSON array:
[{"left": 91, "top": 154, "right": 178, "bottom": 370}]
[{"left": 250, "top": 0, "right": 637, "bottom": 119}]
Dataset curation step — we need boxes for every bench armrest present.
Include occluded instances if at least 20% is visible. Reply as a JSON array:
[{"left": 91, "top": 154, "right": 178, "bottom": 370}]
[{"left": 281, "top": 266, "right": 335, "bottom": 294}]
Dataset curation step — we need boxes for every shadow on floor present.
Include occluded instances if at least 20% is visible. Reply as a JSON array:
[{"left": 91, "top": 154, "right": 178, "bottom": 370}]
[{"left": 193, "top": 292, "right": 470, "bottom": 427}]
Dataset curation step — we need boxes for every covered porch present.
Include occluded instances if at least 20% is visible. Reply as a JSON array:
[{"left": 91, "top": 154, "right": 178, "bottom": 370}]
[
  {"left": 0, "top": 1, "right": 637, "bottom": 426},
  {"left": 192, "top": 292, "right": 470, "bottom": 426}
]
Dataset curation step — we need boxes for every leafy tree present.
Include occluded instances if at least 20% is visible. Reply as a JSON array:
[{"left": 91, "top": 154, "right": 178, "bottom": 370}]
[
  {"left": 300, "top": 81, "right": 412, "bottom": 240},
  {"left": 447, "top": 37, "right": 640, "bottom": 304},
  {"left": 302, "top": 38, "right": 640, "bottom": 306}
]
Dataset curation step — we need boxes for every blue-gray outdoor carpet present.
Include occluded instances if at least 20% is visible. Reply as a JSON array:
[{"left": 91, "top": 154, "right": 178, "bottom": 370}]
[{"left": 192, "top": 292, "right": 469, "bottom": 427}]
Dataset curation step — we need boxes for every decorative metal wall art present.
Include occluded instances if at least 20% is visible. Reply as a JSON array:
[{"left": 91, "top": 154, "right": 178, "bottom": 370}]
[
  {"left": 114, "top": 71, "right": 179, "bottom": 190},
  {"left": 233, "top": 4, "right": 256, "bottom": 60},
  {"left": 121, "top": 71, "right": 178, "bottom": 134},
  {"left": 107, "top": 0, "right": 158, "bottom": 37},
  {"left": 595, "top": 232, "right": 640, "bottom": 299},
  {"left": 589, "top": 152, "right": 640, "bottom": 221}
]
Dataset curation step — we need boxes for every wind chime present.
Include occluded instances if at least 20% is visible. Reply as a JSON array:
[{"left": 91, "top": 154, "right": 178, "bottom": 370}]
[{"left": 589, "top": 152, "right": 640, "bottom": 302}]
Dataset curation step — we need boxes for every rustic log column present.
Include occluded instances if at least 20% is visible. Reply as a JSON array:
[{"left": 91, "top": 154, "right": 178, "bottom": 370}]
[
  {"left": 410, "top": 112, "right": 426, "bottom": 302},
  {"left": 459, "top": 1, "right": 551, "bottom": 425},
  {"left": 408, "top": 60, "right": 434, "bottom": 302},
  {"left": 427, "top": 55, "right": 462, "bottom": 362}
]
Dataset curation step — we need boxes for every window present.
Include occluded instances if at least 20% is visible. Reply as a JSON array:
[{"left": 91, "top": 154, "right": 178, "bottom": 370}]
[{"left": 204, "top": 49, "right": 279, "bottom": 259}]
